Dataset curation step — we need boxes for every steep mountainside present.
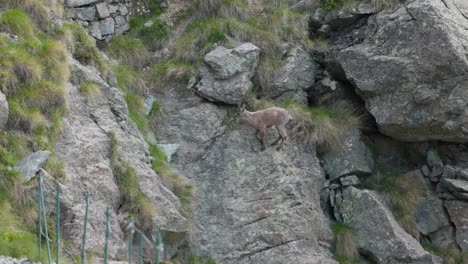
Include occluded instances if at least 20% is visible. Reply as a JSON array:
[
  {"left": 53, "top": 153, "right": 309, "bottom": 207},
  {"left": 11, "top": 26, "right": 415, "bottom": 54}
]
[{"left": 0, "top": 0, "right": 467, "bottom": 263}]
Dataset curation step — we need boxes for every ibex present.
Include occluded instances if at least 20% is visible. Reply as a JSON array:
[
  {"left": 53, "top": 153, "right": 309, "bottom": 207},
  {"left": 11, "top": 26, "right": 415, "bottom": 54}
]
[{"left": 238, "top": 105, "right": 292, "bottom": 151}]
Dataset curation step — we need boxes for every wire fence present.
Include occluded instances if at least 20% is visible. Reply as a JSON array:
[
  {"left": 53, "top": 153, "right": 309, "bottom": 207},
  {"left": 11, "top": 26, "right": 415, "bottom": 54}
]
[{"left": 37, "top": 169, "right": 164, "bottom": 264}]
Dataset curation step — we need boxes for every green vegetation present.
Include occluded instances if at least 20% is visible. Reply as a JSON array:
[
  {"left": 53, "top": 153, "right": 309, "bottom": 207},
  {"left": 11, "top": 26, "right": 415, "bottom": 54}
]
[
  {"left": 148, "top": 144, "right": 193, "bottom": 217},
  {"left": 422, "top": 242, "right": 468, "bottom": 264},
  {"left": 107, "top": 36, "right": 149, "bottom": 68},
  {"left": 149, "top": 100, "right": 161, "bottom": 116},
  {"left": 108, "top": 131, "right": 154, "bottom": 228},
  {"left": 79, "top": 80, "right": 101, "bottom": 96},
  {"left": 125, "top": 92, "right": 149, "bottom": 132},
  {"left": 64, "top": 23, "right": 107, "bottom": 73},
  {"left": 148, "top": 60, "right": 195, "bottom": 89},
  {"left": 187, "top": 255, "right": 217, "bottom": 264},
  {"left": 112, "top": 64, "right": 147, "bottom": 95},
  {"left": 331, "top": 221, "right": 359, "bottom": 262}
]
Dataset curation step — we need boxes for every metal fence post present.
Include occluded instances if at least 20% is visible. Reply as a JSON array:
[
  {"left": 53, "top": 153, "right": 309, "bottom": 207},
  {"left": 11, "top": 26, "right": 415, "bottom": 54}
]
[
  {"left": 39, "top": 173, "right": 52, "bottom": 264},
  {"left": 154, "top": 230, "right": 162, "bottom": 264},
  {"left": 104, "top": 208, "right": 110, "bottom": 264},
  {"left": 37, "top": 175, "right": 42, "bottom": 258},
  {"left": 128, "top": 218, "right": 135, "bottom": 264},
  {"left": 56, "top": 186, "right": 61, "bottom": 264},
  {"left": 81, "top": 192, "right": 90, "bottom": 264},
  {"left": 139, "top": 231, "right": 143, "bottom": 264}
]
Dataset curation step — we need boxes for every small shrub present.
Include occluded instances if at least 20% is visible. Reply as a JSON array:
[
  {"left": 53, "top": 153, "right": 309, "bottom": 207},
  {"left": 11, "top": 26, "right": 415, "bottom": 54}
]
[
  {"left": 79, "top": 80, "right": 101, "bottom": 96},
  {"left": 331, "top": 221, "right": 359, "bottom": 259},
  {"left": 107, "top": 36, "right": 149, "bottom": 68}
]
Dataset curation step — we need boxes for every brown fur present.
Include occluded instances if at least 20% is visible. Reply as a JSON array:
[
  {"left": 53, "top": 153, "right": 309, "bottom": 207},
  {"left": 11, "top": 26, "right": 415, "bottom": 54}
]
[{"left": 239, "top": 106, "right": 292, "bottom": 151}]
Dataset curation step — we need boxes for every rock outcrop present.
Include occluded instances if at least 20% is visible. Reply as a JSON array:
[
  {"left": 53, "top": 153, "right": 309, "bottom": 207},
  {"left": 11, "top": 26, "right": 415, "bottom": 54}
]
[
  {"left": 267, "top": 47, "right": 318, "bottom": 103},
  {"left": 338, "top": 187, "right": 441, "bottom": 263},
  {"left": 329, "top": 0, "right": 468, "bottom": 142},
  {"left": 54, "top": 58, "right": 187, "bottom": 258},
  {"left": 195, "top": 43, "right": 260, "bottom": 105},
  {"left": 14, "top": 151, "right": 51, "bottom": 181},
  {"left": 154, "top": 87, "right": 337, "bottom": 263}
]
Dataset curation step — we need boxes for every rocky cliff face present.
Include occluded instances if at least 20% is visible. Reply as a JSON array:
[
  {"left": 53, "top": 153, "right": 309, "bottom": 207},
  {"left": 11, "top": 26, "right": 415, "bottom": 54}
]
[{"left": 1, "top": 0, "right": 468, "bottom": 263}]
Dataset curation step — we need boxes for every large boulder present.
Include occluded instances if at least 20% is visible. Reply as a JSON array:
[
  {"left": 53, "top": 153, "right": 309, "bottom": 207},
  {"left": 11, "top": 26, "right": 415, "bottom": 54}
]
[
  {"left": 338, "top": 187, "right": 440, "bottom": 263},
  {"left": 331, "top": 0, "right": 468, "bottom": 142},
  {"left": 322, "top": 128, "right": 373, "bottom": 181},
  {"left": 267, "top": 47, "right": 318, "bottom": 99},
  {"left": 439, "top": 178, "right": 468, "bottom": 201},
  {"left": 195, "top": 43, "right": 260, "bottom": 105},
  {"left": 0, "top": 91, "right": 8, "bottom": 130}
]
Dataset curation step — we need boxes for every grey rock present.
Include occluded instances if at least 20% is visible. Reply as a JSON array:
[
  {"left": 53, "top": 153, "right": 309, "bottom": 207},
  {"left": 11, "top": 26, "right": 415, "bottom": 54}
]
[
  {"left": 340, "top": 175, "right": 359, "bottom": 186},
  {"left": 107, "top": 72, "right": 118, "bottom": 88},
  {"left": 331, "top": 0, "right": 468, "bottom": 142},
  {"left": 119, "top": 5, "right": 128, "bottom": 16},
  {"left": 338, "top": 187, "right": 438, "bottom": 263},
  {"left": 274, "top": 89, "right": 308, "bottom": 106},
  {"left": 443, "top": 165, "right": 457, "bottom": 179},
  {"left": 195, "top": 65, "right": 253, "bottom": 105},
  {"left": 413, "top": 170, "right": 458, "bottom": 249},
  {"left": 334, "top": 188, "right": 343, "bottom": 221},
  {"left": 157, "top": 143, "right": 179, "bottom": 163},
  {"left": 421, "top": 165, "right": 430, "bottom": 177},
  {"left": 100, "top": 17, "right": 115, "bottom": 36},
  {"left": 0, "top": 91, "right": 8, "bottom": 130},
  {"left": 445, "top": 200, "right": 468, "bottom": 251},
  {"left": 457, "top": 168, "right": 468, "bottom": 181},
  {"left": 15, "top": 151, "right": 51, "bottom": 181},
  {"left": 89, "top": 21, "right": 103, "bottom": 40},
  {"left": 153, "top": 88, "right": 337, "bottom": 263},
  {"left": 95, "top": 2, "right": 110, "bottom": 18},
  {"left": 144, "top": 20, "right": 154, "bottom": 27},
  {"left": 428, "top": 150, "right": 444, "bottom": 182},
  {"left": 108, "top": 4, "right": 119, "bottom": 14},
  {"left": 204, "top": 42, "right": 260, "bottom": 80},
  {"left": 66, "top": 0, "right": 99, "bottom": 7},
  {"left": 268, "top": 47, "right": 318, "bottom": 98},
  {"left": 323, "top": 128, "right": 373, "bottom": 181},
  {"left": 114, "top": 16, "right": 126, "bottom": 27},
  {"left": 73, "top": 7, "right": 96, "bottom": 21},
  {"left": 56, "top": 58, "right": 188, "bottom": 258},
  {"left": 440, "top": 178, "right": 468, "bottom": 193},
  {"left": 144, "top": 96, "right": 156, "bottom": 115},
  {"left": 329, "top": 183, "right": 340, "bottom": 190}
]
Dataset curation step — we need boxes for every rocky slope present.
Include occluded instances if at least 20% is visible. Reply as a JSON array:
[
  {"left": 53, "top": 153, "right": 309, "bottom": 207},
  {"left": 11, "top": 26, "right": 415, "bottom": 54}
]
[{"left": 1, "top": 0, "right": 468, "bottom": 263}]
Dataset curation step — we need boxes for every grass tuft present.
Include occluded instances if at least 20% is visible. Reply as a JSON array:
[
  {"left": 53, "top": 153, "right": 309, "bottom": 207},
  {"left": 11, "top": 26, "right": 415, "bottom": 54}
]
[
  {"left": 108, "top": 132, "right": 154, "bottom": 228},
  {"left": 107, "top": 36, "right": 149, "bottom": 68},
  {"left": 187, "top": 255, "right": 216, "bottom": 264},
  {"left": 149, "top": 144, "right": 193, "bottom": 218},
  {"left": 112, "top": 64, "right": 147, "bottom": 95},
  {"left": 79, "top": 80, "right": 101, "bottom": 96},
  {"left": 0, "top": 9, "right": 36, "bottom": 39},
  {"left": 148, "top": 60, "right": 195, "bottom": 89},
  {"left": 125, "top": 92, "right": 149, "bottom": 132},
  {"left": 331, "top": 221, "right": 359, "bottom": 259}
]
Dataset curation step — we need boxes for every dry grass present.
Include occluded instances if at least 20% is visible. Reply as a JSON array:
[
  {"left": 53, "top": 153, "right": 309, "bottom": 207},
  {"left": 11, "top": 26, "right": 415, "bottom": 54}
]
[
  {"left": 40, "top": 39, "right": 70, "bottom": 84},
  {"left": 107, "top": 36, "right": 149, "bottom": 68},
  {"left": 283, "top": 100, "right": 363, "bottom": 150},
  {"left": 112, "top": 64, "right": 147, "bottom": 95},
  {"left": 148, "top": 60, "right": 195, "bottom": 90},
  {"left": 331, "top": 221, "right": 359, "bottom": 259},
  {"left": 79, "top": 80, "right": 101, "bottom": 96},
  {"left": 3, "top": 0, "right": 51, "bottom": 30}
]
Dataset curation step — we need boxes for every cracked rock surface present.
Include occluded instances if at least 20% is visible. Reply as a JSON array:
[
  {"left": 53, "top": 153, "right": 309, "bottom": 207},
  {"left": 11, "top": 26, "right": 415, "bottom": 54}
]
[{"left": 154, "top": 87, "right": 337, "bottom": 264}]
